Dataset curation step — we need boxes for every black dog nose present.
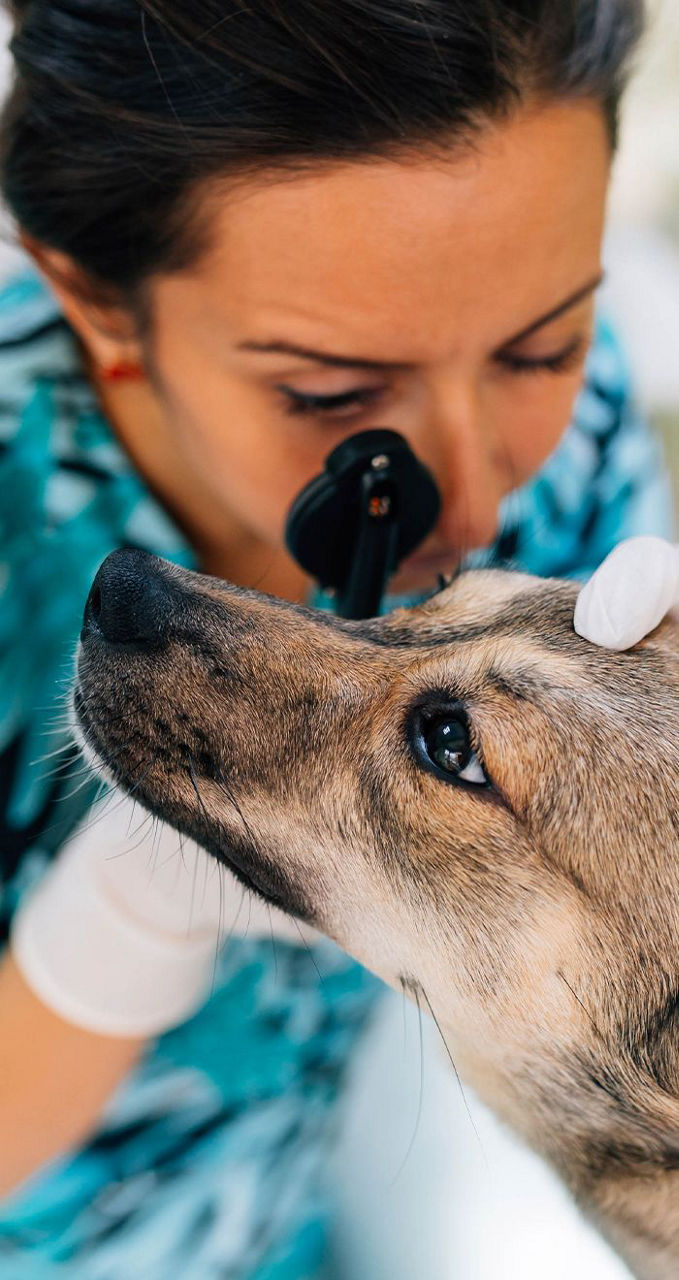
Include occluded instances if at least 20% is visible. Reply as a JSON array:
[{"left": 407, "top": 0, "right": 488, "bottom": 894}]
[{"left": 83, "top": 548, "right": 175, "bottom": 648}]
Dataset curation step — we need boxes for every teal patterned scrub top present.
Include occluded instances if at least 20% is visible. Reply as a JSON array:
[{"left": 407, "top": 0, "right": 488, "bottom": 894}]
[{"left": 0, "top": 269, "right": 673, "bottom": 1279}]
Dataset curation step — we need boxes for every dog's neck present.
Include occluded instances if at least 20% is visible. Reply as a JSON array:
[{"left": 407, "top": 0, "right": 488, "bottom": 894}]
[
  {"left": 536, "top": 1079, "right": 679, "bottom": 1280},
  {"left": 455, "top": 1020, "right": 679, "bottom": 1280},
  {"left": 587, "top": 1168, "right": 679, "bottom": 1280},
  {"left": 532, "top": 1075, "right": 679, "bottom": 1280}
]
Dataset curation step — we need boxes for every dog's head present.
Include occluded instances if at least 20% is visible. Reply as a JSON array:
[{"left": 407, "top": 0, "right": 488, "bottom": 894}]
[{"left": 74, "top": 547, "right": 679, "bottom": 1189}]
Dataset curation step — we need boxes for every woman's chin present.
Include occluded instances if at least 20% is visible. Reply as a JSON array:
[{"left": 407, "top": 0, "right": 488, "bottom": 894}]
[{"left": 388, "top": 557, "right": 459, "bottom": 598}]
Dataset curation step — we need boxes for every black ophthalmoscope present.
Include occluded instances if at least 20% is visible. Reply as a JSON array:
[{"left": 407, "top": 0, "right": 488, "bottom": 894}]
[{"left": 284, "top": 429, "right": 441, "bottom": 620}]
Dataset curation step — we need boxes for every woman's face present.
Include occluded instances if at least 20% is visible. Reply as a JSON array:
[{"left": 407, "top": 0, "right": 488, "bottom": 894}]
[{"left": 97, "top": 99, "right": 613, "bottom": 595}]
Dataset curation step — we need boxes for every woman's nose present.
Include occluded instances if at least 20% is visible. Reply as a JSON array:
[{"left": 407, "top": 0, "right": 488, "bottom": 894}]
[{"left": 415, "top": 383, "right": 504, "bottom": 554}]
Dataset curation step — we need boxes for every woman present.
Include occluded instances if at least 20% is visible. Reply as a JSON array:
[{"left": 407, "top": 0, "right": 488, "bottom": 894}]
[{"left": 0, "top": 1, "right": 671, "bottom": 1276}]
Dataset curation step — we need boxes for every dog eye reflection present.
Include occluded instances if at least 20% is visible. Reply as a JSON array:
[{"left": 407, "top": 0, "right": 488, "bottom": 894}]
[{"left": 411, "top": 707, "right": 488, "bottom": 787}]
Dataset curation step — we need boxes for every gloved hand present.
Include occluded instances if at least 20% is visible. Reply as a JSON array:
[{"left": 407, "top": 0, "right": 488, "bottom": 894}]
[
  {"left": 574, "top": 536, "right": 679, "bottom": 651},
  {"left": 11, "top": 789, "right": 317, "bottom": 1038}
]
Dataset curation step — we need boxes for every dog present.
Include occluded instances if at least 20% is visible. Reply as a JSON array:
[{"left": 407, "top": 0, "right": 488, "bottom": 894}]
[{"left": 73, "top": 545, "right": 679, "bottom": 1280}]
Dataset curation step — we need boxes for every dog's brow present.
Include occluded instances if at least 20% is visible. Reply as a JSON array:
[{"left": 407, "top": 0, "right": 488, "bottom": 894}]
[{"left": 354, "top": 588, "right": 581, "bottom": 652}]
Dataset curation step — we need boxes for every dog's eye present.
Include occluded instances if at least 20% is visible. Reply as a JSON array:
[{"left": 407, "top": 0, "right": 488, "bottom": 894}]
[{"left": 412, "top": 709, "right": 488, "bottom": 787}]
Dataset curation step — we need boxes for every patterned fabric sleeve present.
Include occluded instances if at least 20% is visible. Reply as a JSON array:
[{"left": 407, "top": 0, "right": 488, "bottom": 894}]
[{"left": 0, "top": 273, "right": 196, "bottom": 940}]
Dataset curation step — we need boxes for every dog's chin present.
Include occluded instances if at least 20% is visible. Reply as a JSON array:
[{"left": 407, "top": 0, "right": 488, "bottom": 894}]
[
  {"left": 71, "top": 684, "right": 120, "bottom": 788},
  {"left": 71, "top": 684, "right": 317, "bottom": 924}
]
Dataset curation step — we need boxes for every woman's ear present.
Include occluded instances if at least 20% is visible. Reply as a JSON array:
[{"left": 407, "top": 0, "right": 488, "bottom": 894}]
[{"left": 19, "top": 232, "right": 145, "bottom": 373}]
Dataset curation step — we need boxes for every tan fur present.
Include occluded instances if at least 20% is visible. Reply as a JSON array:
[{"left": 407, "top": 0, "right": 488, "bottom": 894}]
[{"left": 75, "top": 556, "right": 679, "bottom": 1279}]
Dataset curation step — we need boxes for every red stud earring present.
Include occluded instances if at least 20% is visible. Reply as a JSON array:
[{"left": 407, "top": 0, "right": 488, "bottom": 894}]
[{"left": 99, "top": 360, "right": 146, "bottom": 382}]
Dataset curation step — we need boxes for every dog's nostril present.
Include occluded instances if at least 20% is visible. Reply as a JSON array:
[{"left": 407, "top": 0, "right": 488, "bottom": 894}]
[{"left": 83, "top": 548, "right": 175, "bottom": 649}]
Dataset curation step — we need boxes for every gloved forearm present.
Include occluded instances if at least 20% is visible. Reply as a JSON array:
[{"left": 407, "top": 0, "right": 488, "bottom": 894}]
[{"left": 10, "top": 792, "right": 318, "bottom": 1039}]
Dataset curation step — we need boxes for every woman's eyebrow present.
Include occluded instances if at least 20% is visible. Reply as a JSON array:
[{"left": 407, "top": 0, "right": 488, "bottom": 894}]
[
  {"left": 237, "top": 272, "right": 604, "bottom": 370},
  {"left": 236, "top": 339, "right": 407, "bottom": 371},
  {"left": 502, "top": 271, "right": 604, "bottom": 346}
]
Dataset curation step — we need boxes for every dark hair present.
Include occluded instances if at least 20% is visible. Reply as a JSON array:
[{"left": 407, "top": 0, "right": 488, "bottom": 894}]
[{"left": 0, "top": 0, "right": 645, "bottom": 302}]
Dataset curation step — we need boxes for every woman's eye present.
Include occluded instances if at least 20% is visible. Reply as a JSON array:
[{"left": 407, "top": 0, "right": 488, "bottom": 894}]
[
  {"left": 277, "top": 385, "right": 384, "bottom": 418},
  {"left": 412, "top": 709, "right": 488, "bottom": 787},
  {"left": 496, "top": 334, "right": 588, "bottom": 377}
]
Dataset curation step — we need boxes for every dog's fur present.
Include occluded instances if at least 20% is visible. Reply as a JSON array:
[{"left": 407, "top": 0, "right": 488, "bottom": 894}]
[{"left": 74, "top": 549, "right": 679, "bottom": 1280}]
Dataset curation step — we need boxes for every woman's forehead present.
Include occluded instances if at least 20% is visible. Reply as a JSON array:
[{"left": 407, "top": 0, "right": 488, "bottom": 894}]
[{"left": 153, "top": 99, "right": 610, "bottom": 360}]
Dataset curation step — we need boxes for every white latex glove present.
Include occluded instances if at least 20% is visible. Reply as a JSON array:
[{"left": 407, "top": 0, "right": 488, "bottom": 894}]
[
  {"left": 11, "top": 790, "right": 317, "bottom": 1038},
  {"left": 574, "top": 536, "right": 679, "bottom": 652}
]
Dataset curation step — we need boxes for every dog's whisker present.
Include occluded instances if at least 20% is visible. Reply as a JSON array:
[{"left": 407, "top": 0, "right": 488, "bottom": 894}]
[
  {"left": 90, "top": 776, "right": 110, "bottom": 810},
  {"left": 114, "top": 815, "right": 157, "bottom": 859},
  {"left": 187, "top": 751, "right": 209, "bottom": 822},
  {"left": 33, "top": 758, "right": 85, "bottom": 785},
  {"left": 125, "top": 759, "right": 156, "bottom": 798},
  {"left": 125, "top": 797, "right": 138, "bottom": 838},
  {"left": 150, "top": 840, "right": 185, "bottom": 874},
  {"left": 189, "top": 819, "right": 201, "bottom": 936},
  {"left": 268, "top": 907, "right": 279, "bottom": 980},
  {"left": 149, "top": 817, "right": 163, "bottom": 875},
  {"left": 186, "top": 755, "right": 229, "bottom": 945},
  {"left": 420, "top": 984, "right": 487, "bottom": 1166},
  {"left": 30, "top": 740, "right": 80, "bottom": 768},
  {"left": 291, "top": 918, "right": 323, "bottom": 982},
  {"left": 557, "top": 970, "right": 609, "bottom": 1046},
  {"left": 83, "top": 765, "right": 159, "bottom": 853},
  {"left": 211, "top": 861, "right": 226, "bottom": 994},
  {"left": 33, "top": 773, "right": 110, "bottom": 847},
  {"left": 42, "top": 753, "right": 89, "bottom": 776},
  {"left": 390, "top": 980, "right": 426, "bottom": 1186},
  {"left": 32, "top": 721, "right": 72, "bottom": 737},
  {"left": 56, "top": 771, "right": 104, "bottom": 804},
  {"left": 402, "top": 986, "right": 409, "bottom": 1054},
  {"left": 31, "top": 696, "right": 74, "bottom": 718},
  {"left": 219, "top": 882, "right": 248, "bottom": 955},
  {"left": 214, "top": 765, "right": 260, "bottom": 852},
  {"left": 209, "top": 896, "right": 221, "bottom": 999},
  {"left": 202, "top": 827, "right": 211, "bottom": 909},
  {"left": 128, "top": 809, "right": 154, "bottom": 843}
]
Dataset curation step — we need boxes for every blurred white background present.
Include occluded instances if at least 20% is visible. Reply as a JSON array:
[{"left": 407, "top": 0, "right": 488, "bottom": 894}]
[
  {"left": 603, "top": 0, "right": 679, "bottom": 505},
  {"left": 0, "top": 4, "right": 676, "bottom": 1278}
]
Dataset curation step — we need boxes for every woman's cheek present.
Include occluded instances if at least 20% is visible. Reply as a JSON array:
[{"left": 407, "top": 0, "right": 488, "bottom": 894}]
[
  {"left": 494, "top": 369, "right": 588, "bottom": 486},
  {"left": 154, "top": 372, "right": 303, "bottom": 541}
]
